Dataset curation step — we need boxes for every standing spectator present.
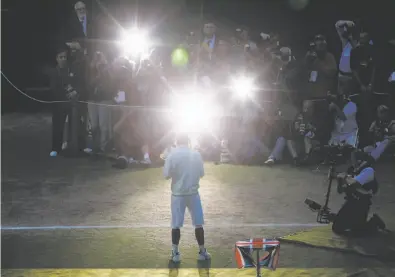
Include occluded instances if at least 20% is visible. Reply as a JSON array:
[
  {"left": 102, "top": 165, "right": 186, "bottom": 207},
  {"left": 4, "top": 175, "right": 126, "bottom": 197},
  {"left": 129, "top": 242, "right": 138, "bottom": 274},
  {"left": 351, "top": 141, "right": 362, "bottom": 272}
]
[
  {"left": 350, "top": 32, "right": 375, "bottom": 145},
  {"left": 87, "top": 52, "right": 115, "bottom": 154},
  {"left": 200, "top": 22, "right": 217, "bottom": 61},
  {"left": 49, "top": 45, "right": 84, "bottom": 157},
  {"left": 305, "top": 35, "right": 337, "bottom": 99},
  {"left": 112, "top": 57, "right": 151, "bottom": 168},
  {"left": 212, "top": 39, "right": 232, "bottom": 82},
  {"left": 163, "top": 133, "right": 211, "bottom": 263},
  {"left": 235, "top": 26, "right": 258, "bottom": 53},
  {"left": 335, "top": 20, "right": 358, "bottom": 95},
  {"left": 64, "top": 1, "right": 90, "bottom": 54},
  {"left": 351, "top": 32, "right": 375, "bottom": 94}
]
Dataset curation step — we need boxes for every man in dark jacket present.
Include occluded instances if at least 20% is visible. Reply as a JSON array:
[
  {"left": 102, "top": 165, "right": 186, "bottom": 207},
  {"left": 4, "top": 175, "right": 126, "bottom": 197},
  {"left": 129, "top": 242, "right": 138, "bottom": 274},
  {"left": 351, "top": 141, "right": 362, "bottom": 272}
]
[{"left": 49, "top": 45, "right": 85, "bottom": 157}]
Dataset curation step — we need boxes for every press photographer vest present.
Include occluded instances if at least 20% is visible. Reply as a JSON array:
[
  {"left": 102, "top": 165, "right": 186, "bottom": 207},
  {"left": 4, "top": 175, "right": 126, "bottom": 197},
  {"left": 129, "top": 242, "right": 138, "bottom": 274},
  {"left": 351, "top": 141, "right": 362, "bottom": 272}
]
[{"left": 352, "top": 166, "right": 378, "bottom": 195}]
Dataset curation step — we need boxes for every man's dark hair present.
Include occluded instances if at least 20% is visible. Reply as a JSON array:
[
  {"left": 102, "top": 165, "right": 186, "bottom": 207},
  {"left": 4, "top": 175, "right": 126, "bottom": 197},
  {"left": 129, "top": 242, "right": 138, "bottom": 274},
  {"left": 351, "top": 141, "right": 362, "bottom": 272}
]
[
  {"left": 175, "top": 133, "right": 190, "bottom": 146},
  {"left": 55, "top": 44, "right": 70, "bottom": 57}
]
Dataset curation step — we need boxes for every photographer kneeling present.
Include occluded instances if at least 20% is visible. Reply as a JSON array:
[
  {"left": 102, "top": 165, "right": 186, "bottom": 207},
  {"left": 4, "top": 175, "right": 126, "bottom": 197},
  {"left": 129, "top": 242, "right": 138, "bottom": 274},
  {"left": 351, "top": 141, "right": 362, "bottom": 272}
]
[{"left": 332, "top": 155, "right": 386, "bottom": 236}]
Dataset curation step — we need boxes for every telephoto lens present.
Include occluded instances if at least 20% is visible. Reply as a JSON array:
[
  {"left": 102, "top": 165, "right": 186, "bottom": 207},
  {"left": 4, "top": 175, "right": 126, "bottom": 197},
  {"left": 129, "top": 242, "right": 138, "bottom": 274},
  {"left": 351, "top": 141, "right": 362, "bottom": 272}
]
[{"left": 305, "top": 198, "right": 322, "bottom": 211}]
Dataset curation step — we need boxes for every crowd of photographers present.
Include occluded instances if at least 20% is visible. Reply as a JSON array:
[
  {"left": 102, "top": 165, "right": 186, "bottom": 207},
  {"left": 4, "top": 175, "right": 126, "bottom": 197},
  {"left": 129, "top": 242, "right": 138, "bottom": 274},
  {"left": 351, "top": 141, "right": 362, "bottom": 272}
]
[{"left": 49, "top": 1, "right": 395, "bottom": 170}]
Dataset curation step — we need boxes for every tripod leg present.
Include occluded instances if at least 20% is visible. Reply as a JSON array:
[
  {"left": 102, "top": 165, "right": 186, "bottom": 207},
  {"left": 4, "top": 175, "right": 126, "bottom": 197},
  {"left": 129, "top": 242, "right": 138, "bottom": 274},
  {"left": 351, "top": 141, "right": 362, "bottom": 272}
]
[{"left": 256, "top": 249, "right": 261, "bottom": 277}]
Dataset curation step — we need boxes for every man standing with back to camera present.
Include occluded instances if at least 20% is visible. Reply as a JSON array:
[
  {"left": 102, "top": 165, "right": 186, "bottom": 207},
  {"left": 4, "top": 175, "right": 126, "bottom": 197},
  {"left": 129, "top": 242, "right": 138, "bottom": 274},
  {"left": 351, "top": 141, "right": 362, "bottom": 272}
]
[{"left": 163, "top": 133, "right": 211, "bottom": 263}]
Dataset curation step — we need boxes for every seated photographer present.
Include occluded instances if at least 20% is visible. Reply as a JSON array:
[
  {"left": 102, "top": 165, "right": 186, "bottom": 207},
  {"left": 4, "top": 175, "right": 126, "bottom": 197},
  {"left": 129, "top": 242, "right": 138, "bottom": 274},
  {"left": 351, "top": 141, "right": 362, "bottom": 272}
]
[
  {"left": 363, "top": 105, "right": 395, "bottom": 161},
  {"left": 332, "top": 155, "right": 386, "bottom": 236},
  {"left": 264, "top": 100, "right": 316, "bottom": 166},
  {"left": 328, "top": 92, "right": 358, "bottom": 148}
]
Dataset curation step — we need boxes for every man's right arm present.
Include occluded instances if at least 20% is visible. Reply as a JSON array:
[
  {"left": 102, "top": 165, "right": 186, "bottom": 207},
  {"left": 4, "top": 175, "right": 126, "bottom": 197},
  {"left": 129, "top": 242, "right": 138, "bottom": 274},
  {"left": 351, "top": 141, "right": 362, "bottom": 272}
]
[
  {"left": 338, "top": 167, "right": 375, "bottom": 190},
  {"left": 49, "top": 69, "right": 61, "bottom": 100},
  {"left": 368, "top": 121, "right": 376, "bottom": 133},
  {"left": 163, "top": 155, "right": 172, "bottom": 180}
]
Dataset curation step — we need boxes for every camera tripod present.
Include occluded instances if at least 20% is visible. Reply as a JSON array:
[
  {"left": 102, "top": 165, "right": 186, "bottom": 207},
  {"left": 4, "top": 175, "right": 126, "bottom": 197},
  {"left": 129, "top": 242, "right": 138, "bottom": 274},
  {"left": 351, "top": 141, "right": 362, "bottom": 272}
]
[{"left": 305, "top": 145, "right": 351, "bottom": 223}]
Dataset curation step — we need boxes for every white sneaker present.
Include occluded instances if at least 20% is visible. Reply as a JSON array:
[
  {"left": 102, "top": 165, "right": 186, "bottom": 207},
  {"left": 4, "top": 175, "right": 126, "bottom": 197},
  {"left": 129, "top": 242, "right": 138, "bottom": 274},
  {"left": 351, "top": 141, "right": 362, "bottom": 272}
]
[
  {"left": 62, "top": 142, "right": 68, "bottom": 150},
  {"left": 140, "top": 157, "right": 152, "bottom": 165},
  {"left": 171, "top": 251, "right": 181, "bottom": 263},
  {"left": 220, "top": 153, "right": 231, "bottom": 163},
  {"left": 198, "top": 249, "right": 211, "bottom": 261},
  {"left": 84, "top": 148, "right": 93, "bottom": 153},
  {"left": 128, "top": 158, "right": 139, "bottom": 164},
  {"left": 264, "top": 158, "right": 275, "bottom": 165},
  {"left": 50, "top": 151, "right": 58, "bottom": 157}
]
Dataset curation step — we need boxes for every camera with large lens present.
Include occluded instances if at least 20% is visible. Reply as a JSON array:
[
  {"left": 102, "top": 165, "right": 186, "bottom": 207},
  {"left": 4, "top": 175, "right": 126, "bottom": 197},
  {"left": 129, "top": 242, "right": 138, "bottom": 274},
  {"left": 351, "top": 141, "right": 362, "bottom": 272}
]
[
  {"left": 343, "top": 24, "right": 355, "bottom": 39},
  {"left": 65, "top": 84, "right": 74, "bottom": 93},
  {"left": 309, "top": 41, "right": 316, "bottom": 51},
  {"left": 306, "top": 42, "right": 317, "bottom": 63}
]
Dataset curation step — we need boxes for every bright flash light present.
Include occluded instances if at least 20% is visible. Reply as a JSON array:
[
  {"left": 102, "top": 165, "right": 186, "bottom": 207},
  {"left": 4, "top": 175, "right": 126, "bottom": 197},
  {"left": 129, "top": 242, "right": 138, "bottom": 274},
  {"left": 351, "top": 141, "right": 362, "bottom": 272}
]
[
  {"left": 231, "top": 76, "right": 255, "bottom": 99},
  {"left": 170, "top": 92, "right": 218, "bottom": 134},
  {"left": 119, "top": 28, "right": 150, "bottom": 56}
]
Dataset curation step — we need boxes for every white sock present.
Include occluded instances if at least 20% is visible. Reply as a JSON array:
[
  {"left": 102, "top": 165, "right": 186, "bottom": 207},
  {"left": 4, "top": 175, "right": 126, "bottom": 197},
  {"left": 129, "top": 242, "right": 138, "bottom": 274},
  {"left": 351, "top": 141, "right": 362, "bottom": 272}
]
[
  {"left": 172, "top": 244, "right": 179, "bottom": 253},
  {"left": 144, "top": 153, "right": 150, "bottom": 160},
  {"left": 199, "top": 245, "right": 205, "bottom": 252}
]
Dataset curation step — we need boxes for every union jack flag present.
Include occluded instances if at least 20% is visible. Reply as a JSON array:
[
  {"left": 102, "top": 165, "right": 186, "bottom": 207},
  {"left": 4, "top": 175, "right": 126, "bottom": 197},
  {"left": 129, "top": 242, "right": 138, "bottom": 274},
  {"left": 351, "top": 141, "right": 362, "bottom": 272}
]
[{"left": 235, "top": 238, "right": 280, "bottom": 271}]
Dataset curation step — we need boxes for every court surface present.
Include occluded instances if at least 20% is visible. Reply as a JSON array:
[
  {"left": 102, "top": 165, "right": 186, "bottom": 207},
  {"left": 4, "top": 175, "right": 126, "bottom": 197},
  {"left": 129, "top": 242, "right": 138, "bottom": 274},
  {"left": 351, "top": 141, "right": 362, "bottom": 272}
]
[{"left": 2, "top": 114, "right": 395, "bottom": 276}]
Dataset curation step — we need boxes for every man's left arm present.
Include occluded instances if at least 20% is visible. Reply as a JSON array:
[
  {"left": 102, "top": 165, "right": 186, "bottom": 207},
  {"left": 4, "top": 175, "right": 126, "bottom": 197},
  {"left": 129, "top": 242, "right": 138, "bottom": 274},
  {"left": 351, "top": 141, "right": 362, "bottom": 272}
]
[
  {"left": 197, "top": 153, "right": 205, "bottom": 178},
  {"left": 384, "top": 121, "right": 395, "bottom": 141},
  {"left": 329, "top": 102, "right": 347, "bottom": 121}
]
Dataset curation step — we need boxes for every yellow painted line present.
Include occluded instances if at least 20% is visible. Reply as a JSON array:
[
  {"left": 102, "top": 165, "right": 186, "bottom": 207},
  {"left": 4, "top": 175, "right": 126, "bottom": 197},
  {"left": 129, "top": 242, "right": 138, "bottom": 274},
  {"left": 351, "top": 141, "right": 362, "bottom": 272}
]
[{"left": 2, "top": 268, "right": 395, "bottom": 277}]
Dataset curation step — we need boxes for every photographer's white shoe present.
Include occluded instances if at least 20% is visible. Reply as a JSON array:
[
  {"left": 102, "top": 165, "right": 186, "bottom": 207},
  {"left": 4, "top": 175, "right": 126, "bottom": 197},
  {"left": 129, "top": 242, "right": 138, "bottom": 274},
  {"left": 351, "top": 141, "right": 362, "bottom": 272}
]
[{"left": 264, "top": 158, "right": 275, "bottom": 165}]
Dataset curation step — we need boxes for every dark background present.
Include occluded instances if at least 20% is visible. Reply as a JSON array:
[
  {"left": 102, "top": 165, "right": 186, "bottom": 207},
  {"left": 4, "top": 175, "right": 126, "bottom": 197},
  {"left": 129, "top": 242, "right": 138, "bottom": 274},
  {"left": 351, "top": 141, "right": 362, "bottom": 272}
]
[{"left": 1, "top": 0, "right": 394, "bottom": 113}]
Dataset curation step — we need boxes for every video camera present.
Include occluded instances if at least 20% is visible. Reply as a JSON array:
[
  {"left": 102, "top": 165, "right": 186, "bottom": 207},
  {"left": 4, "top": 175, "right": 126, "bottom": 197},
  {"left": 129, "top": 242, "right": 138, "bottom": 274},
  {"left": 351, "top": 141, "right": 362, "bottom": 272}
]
[{"left": 342, "top": 24, "right": 356, "bottom": 40}]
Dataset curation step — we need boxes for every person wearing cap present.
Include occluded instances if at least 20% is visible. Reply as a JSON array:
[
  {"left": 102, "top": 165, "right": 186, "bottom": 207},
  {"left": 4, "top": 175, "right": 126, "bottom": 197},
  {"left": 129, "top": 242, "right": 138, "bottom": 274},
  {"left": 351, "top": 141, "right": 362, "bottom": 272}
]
[
  {"left": 305, "top": 34, "right": 337, "bottom": 100},
  {"left": 363, "top": 105, "right": 395, "bottom": 161},
  {"left": 163, "top": 133, "right": 211, "bottom": 263}
]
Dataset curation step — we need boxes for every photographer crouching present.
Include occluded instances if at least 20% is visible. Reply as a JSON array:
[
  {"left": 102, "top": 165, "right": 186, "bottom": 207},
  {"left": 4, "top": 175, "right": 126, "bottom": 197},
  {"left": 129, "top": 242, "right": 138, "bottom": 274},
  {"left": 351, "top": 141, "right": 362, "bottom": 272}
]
[{"left": 332, "top": 153, "right": 386, "bottom": 236}]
